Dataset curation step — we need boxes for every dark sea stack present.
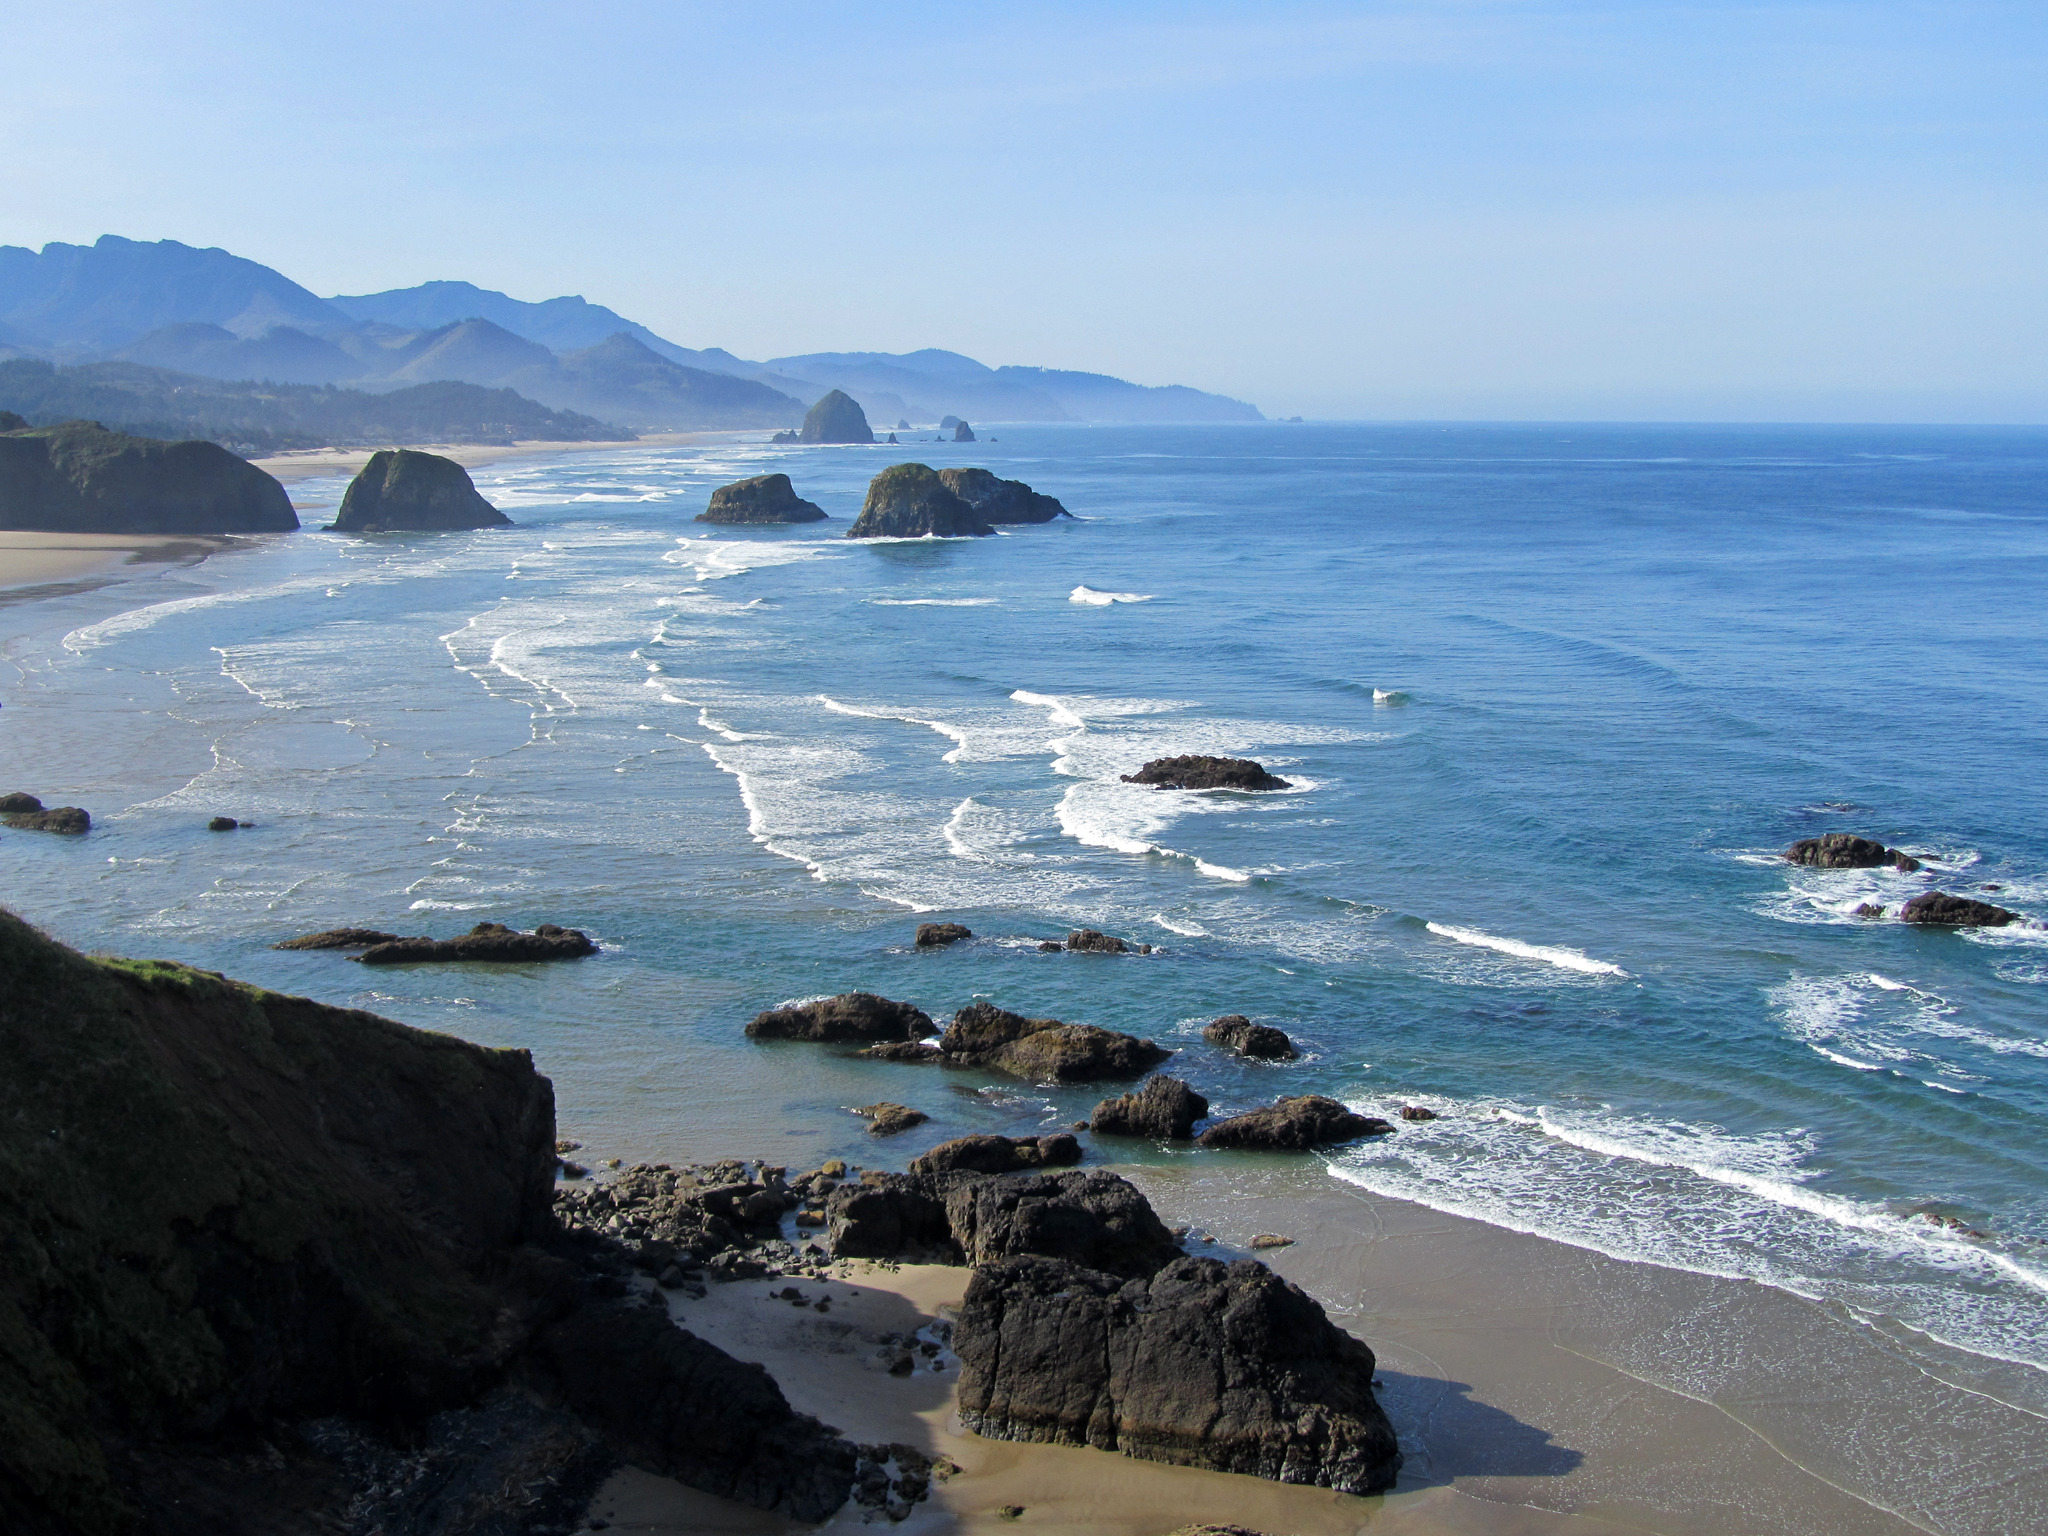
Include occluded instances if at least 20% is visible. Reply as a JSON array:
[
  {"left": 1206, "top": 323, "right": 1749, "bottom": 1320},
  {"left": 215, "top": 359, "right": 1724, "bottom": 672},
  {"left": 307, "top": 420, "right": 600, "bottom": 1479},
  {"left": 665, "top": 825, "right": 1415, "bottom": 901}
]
[
  {"left": 1122, "top": 755, "right": 1292, "bottom": 791},
  {"left": 953, "top": 420, "right": 976, "bottom": 442},
  {"left": 3, "top": 804, "right": 89, "bottom": 834},
  {"left": 939, "top": 999, "right": 1171, "bottom": 1083},
  {"left": 1197, "top": 1095, "right": 1393, "bottom": 1151},
  {"left": 1785, "top": 832, "right": 1921, "bottom": 871},
  {"left": 915, "top": 921, "right": 973, "bottom": 948},
  {"left": 1204, "top": 1014, "right": 1299, "bottom": 1060},
  {"left": 909, "top": 1133, "right": 1082, "bottom": 1176},
  {"left": 1066, "top": 928, "right": 1128, "bottom": 954},
  {"left": 799, "top": 388, "right": 876, "bottom": 444},
  {"left": 1901, "top": 891, "right": 2020, "bottom": 927},
  {"left": 695, "top": 472, "right": 828, "bottom": 524},
  {"left": 0, "top": 419, "right": 298, "bottom": 534},
  {"left": 855, "top": 1102, "right": 929, "bottom": 1136},
  {"left": 845, "top": 462, "right": 997, "bottom": 539},
  {"left": 954, "top": 1253, "right": 1401, "bottom": 1494},
  {"left": 1090, "top": 1075, "right": 1210, "bottom": 1140},
  {"left": 329, "top": 448, "right": 512, "bottom": 532},
  {"left": 938, "top": 466, "right": 1072, "bottom": 523},
  {"left": 746, "top": 990, "right": 934, "bottom": 1043},
  {"left": 0, "top": 791, "right": 43, "bottom": 813},
  {"left": 354, "top": 921, "right": 598, "bottom": 964},
  {"left": 274, "top": 925, "right": 412, "bottom": 949}
]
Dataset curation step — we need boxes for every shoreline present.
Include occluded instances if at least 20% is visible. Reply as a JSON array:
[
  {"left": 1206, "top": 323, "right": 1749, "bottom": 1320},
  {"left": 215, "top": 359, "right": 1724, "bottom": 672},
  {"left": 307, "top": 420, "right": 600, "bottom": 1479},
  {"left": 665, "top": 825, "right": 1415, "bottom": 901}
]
[{"left": 249, "top": 429, "right": 753, "bottom": 485}]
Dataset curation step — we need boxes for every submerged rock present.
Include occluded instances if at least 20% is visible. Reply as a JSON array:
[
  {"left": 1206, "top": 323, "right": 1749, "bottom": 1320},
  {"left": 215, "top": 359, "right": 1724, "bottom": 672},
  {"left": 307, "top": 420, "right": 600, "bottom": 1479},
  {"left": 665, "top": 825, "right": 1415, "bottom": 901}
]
[
  {"left": 355, "top": 922, "right": 598, "bottom": 964},
  {"left": 939, "top": 1000, "right": 1171, "bottom": 1083},
  {"left": 1197, "top": 1095, "right": 1393, "bottom": 1151},
  {"left": 909, "top": 1133, "right": 1082, "bottom": 1176},
  {"left": 1203, "top": 1015, "right": 1298, "bottom": 1060},
  {"left": 696, "top": 472, "right": 828, "bottom": 524},
  {"left": 1785, "top": 833, "right": 1921, "bottom": 872},
  {"left": 845, "top": 463, "right": 995, "bottom": 539},
  {"left": 915, "top": 921, "right": 973, "bottom": 948},
  {"left": 1900, "top": 891, "right": 2019, "bottom": 927},
  {"left": 329, "top": 448, "right": 511, "bottom": 532},
  {"left": 1854, "top": 902, "right": 1887, "bottom": 918},
  {"left": 937, "top": 467, "right": 1072, "bottom": 523},
  {"left": 1090, "top": 1075, "right": 1209, "bottom": 1139},
  {"left": 3, "top": 804, "right": 89, "bottom": 833},
  {"left": 955, "top": 1253, "right": 1401, "bottom": 1494},
  {"left": 274, "top": 926, "right": 411, "bottom": 950},
  {"left": 1121, "top": 756, "right": 1291, "bottom": 791},
  {"left": 0, "top": 418, "right": 298, "bottom": 534},
  {"left": 800, "top": 388, "right": 875, "bottom": 444},
  {"left": 747, "top": 991, "right": 935, "bottom": 1043}
]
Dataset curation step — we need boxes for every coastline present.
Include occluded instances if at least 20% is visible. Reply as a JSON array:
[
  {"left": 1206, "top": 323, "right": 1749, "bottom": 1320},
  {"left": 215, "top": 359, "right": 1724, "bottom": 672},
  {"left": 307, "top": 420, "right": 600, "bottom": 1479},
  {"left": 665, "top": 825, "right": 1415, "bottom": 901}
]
[
  {"left": 248, "top": 429, "right": 749, "bottom": 485},
  {"left": 0, "top": 530, "right": 257, "bottom": 596}
]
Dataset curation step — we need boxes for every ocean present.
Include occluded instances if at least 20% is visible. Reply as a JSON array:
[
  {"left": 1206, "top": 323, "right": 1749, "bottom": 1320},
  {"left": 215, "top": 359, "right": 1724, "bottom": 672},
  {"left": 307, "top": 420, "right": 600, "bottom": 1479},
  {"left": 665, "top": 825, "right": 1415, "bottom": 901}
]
[{"left": 4, "top": 421, "right": 2045, "bottom": 1474}]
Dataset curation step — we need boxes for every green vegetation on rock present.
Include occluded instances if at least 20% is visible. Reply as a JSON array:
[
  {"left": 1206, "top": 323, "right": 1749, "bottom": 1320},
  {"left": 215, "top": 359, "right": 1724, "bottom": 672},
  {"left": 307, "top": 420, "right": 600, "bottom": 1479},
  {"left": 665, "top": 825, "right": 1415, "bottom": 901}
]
[
  {"left": 799, "top": 388, "right": 875, "bottom": 444},
  {"left": 330, "top": 449, "right": 512, "bottom": 533},
  {"left": 0, "top": 419, "right": 297, "bottom": 534},
  {"left": 845, "top": 462, "right": 996, "bottom": 539}
]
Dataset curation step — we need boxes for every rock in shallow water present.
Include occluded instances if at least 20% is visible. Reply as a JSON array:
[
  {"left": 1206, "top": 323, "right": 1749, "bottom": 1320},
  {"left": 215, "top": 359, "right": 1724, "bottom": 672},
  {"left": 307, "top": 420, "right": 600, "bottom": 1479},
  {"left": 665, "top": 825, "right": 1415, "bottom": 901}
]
[
  {"left": 1121, "top": 755, "right": 1291, "bottom": 791},
  {"left": 329, "top": 448, "right": 511, "bottom": 532},
  {"left": 3, "top": 804, "right": 89, "bottom": 833},
  {"left": 696, "top": 472, "right": 827, "bottom": 524},
  {"left": 915, "top": 921, "right": 973, "bottom": 948},
  {"left": 845, "top": 463, "right": 995, "bottom": 539},
  {"left": 1900, "top": 891, "right": 2019, "bottom": 927},
  {"left": 855, "top": 1102, "right": 929, "bottom": 1136},
  {"left": 937, "top": 467, "right": 1071, "bottom": 524},
  {"left": 909, "top": 1133, "right": 1081, "bottom": 1175},
  {"left": 1784, "top": 832, "right": 1920, "bottom": 871},
  {"left": 746, "top": 991, "right": 934, "bottom": 1042},
  {"left": 939, "top": 1000, "right": 1171, "bottom": 1083},
  {"left": 1203, "top": 1014, "right": 1298, "bottom": 1060},
  {"left": 1197, "top": 1095, "right": 1393, "bottom": 1150},
  {"left": 355, "top": 921, "right": 598, "bottom": 964},
  {"left": 1090, "top": 1074, "right": 1209, "bottom": 1140}
]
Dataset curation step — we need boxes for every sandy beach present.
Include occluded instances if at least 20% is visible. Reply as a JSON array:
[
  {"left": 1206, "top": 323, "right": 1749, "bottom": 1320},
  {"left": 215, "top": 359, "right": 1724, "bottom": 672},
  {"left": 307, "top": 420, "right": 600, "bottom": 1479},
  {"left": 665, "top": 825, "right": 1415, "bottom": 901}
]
[
  {"left": 0, "top": 530, "right": 258, "bottom": 596},
  {"left": 248, "top": 431, "right": 739, "bottom": 485}
]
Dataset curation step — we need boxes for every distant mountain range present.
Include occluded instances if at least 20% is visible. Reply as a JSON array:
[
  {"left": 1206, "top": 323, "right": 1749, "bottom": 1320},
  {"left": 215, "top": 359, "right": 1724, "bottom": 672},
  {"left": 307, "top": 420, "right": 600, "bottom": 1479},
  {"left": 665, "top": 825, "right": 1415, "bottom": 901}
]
[{"left": 0, "top": 236, "right": 1262, "bottom": 438}]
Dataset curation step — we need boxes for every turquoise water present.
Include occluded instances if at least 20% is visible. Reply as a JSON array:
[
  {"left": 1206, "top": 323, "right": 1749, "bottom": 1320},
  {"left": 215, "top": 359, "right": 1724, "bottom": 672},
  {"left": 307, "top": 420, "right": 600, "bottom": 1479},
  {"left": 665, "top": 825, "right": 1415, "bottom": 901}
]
[{"left": 3, "top": 421, "right": 2045, "bottom": 1396}]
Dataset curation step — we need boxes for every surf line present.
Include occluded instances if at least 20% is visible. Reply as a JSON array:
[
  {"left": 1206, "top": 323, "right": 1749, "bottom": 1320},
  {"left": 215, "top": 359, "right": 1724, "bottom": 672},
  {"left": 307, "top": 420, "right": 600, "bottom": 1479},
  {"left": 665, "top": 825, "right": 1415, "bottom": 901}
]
[{"left": 816, "top": 695, "right": 968, "bottom": 763}]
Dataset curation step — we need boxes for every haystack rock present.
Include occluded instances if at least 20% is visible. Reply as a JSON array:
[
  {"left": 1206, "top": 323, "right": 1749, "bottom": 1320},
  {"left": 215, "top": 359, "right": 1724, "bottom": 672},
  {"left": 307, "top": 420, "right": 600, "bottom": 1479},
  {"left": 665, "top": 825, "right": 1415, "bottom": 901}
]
[
  {"left": 329, "top": 449, "right": 511, "bottom": 532},
  {"left": 1122, "top": 756, "right": 1291, "bottom": 791},
  {"left": 845, "top": 463, "right": 995, "bottom": 539},
  {"left": 800, "top": 389, "right": 875, "bottom": 444},
  {"left": 0, "top": 419, "right": 297, "bottom": 534},
  {"left": 953, "top": 420, "right": 976, "bottom": 442},
  {"left": 696, "top": 472, "right": 827, "bottom": 524},
  {"left": 938, "top": 467, "right": 1072, "bottom": 524}
]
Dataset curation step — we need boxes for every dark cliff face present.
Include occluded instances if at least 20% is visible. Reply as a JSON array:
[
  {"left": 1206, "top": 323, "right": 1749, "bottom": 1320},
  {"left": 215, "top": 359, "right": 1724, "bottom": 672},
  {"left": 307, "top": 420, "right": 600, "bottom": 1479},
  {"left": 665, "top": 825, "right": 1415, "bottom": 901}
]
[
  {"left": 799, "top": 388, "right": 874, "bottom": 444},
  {"left": 937, "top": 467, "right": 1070, "bottom": 524},
  {"left": 696, "top": 472, "right": 827, "bottom": 524},
  {"left": 845, "top": 463, "right": 995, "bottom": 539},
  {"left": 0, "top": 419, "right": 297, "bottom": 535},
  {"left": 330, "top": 448, "right": 512, "bottom": 532}
]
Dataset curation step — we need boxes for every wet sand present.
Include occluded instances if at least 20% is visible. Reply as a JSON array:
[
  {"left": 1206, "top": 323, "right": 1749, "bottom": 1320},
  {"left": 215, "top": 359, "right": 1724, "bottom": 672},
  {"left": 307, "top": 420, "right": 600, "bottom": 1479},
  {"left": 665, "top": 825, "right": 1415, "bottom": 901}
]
[{"left": 0, "top": 531, "right": 256, "bottom": 596}]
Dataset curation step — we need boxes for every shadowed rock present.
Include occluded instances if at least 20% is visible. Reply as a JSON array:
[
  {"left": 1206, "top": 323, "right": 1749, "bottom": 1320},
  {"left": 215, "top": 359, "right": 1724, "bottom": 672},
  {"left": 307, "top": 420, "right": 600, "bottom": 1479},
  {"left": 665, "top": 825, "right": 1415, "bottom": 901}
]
[
  {"left": 1197, "top": 1095, "right": 1392, "bottom": 1151},
  {"left": 1203, "top": 1015, "right": 1298, "bottom": 1060},
  {"left": 3, "top": 805, "right": 89, "bottom": 833},
  {"left": 858, "top": 1040, "right": 946, "bottom": 1062},
  {"left": 0, "top": 418, "right": 298, "bottom": 534},
  {"left": 1901, "top": 891, "right": 2020, "bottom": 927},
  {"left": 952, "top": 421, "right": 976, "bottom": 442},
  {"left": 1090, "top": 1075, "right": 1209, "bottom": 1140},
  {"left": 329, "top": 448, "right": 511, "bottom": 532},
  {"left": 915, "top": 921, "right": 973, "bottom": 948},
  {"left": 747, "top": 991, "right": 934, "bottom": 1043},
  {"left": 0, "top": 792, "right": 44, "bottom": 813},
  {"left": 939, "top": 1000, "right": 1171, "bottom": 1083},
  {"left": 955, "top": 1253, "right": 1401, "bottom": 1494},
  {"left": 696, "top": 472, "right": 827, "bottom": 524},
  {"left": 846, "top": 463, "right": 995, "bottom": 539},
  {"left": 1121, "top": 756, "right": 1291, "bottom": 791},
  {"left": 909, "top": 1133, "right": 1082, "bottom": 1176},
  {"left": 800, "top": 388, "right": 875, "bottom": 444},
  {"left": 937, "top": 467, "right": 1070, "bottom": 523},
  {"left": 355, "top": 922, "right": 597, "bottom": 964},
  {"left": 1785, "top": 833, "right": 1921, "bottom": 872}
]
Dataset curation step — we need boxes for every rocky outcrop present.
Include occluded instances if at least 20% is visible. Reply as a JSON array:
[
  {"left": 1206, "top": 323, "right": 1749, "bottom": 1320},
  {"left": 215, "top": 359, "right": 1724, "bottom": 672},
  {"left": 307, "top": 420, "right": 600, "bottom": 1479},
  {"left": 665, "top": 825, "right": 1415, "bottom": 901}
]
[
  {"left": 915, "top": 921, "right": 973, "bottom": 948},
  {"left": 1399, "top": 1105, "right": 1438, "bottom": 1122},
  {"left": 855, "top": 1103, "right": 929, "bottom": 1136},
  {"left": 1203, "top": 1015, "right": 1298, "bottom": 1060},
  {"left": 696, "top": 473, "right": 827, "bottom": 524},
  {"left": 0, "top": 791, "right": 45, "bottom": 813},
  {"left": 3, "top": 804, "right": 89, "bottom": 834},
  {"left": 908, "top": 1133, "right": 1082, "bottom": 1176},
  {"left": 354, "top": 921, "right": 598, "bottom": 964},
  {"left": 1785, "top": 833, "right": 1921, "bottom": 872},
  {"left": 746, "top": 991, "right": 934, "bottom": 1043},
  {"left": 859, "top": 1039, "right": 946, "bottom": 1062},
  {"left": 939, "top": 1000, "right": 1172, "bottom": 1083},
  {"left": 1066, "top": 928, "right": 1154, "bottom": 954},
  {"left": 273, "top": 926, "right": 409, "bottom": 950},
  {"left": 0, "top": 418, "right": 298, "bottom": 534},
  {"left": 1900, "top": 891, "right": 2020, "bottom": 927},
  {"left": 1090, "top": 1075, "right": 1209, "bottom": 1139},
  {"left": 952, "top": 421, "right": 976, "bottom": 442},
  {"left": 1197, "top": 1095, "right": 1393, "bottom": 1151},
  {"left": 845, "top": 463, "right": 996, "bottom": 539},
  {"left": 799, "top": 389, "right": 875, "bottom": 444},
  {"left": 954, "top": 1253, "right": 1400, "bottom": 1494},
  {"left": 937, "top": 468, "right": 1071, "bottom": 524},
  {"left": 1122, "top": 756, "right": 1291, "bottom": 791},
  {"left": 329, "top": 448, "right": 512, "bottom": 532}
]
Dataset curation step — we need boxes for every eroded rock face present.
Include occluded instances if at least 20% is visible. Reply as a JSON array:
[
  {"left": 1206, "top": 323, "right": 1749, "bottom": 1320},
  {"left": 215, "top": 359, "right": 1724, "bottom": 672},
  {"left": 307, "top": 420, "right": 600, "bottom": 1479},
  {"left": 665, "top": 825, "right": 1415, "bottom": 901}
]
[
  {"left": 845, "top": 463, "right": 996, "bottom": 539},
  {"left": 330, "top": 448, "right": 511, "bottom": 532},
  {"left": 909, "top": 1133, "right": 1082, "bottom": 1176},
  {"left": 1121, "top": 756, "right": 1291, "bottom": 791},
  {"left": 1203, "top": 1015, "right": 1298, "bottom": 1060},
  {"left": 954, "top": 1253, "right": 1401, "bottom": 1494},
  {"left": 746, "top": 991, "right": 934, "bottom": 1043},
  {"left": 939, "top": 1000, "right": 1171, "bottom": 1083},
  {"left": 800, "top": 388, "right": 875, "bottom": 444},
  {"left": 937, "top": 467, "right": 1071, "bottom": 523},
  {"left": 354, "top": 921, "right": 598, "bottom": 964},
  {"left": 1197, "top": 1095, "right": 1392, "bottom": 1151},
  {"left": 697, "top": 472, "right": 828, "bottom": 524},
  {"left": 0, "top": 418, "right": 298, "bottom": 534},
  {"left": 1785, "top": 833, "right": 1921, "bottom": 872},
  {"left": 915, "top": 921, "right": 973, "bottom": 948},
  {"left": 3, "top": 805, "right": 89, "bottom": 833},
  {"left": 1901, "top": 891, "right": 2020, "bottom": 927},
  {"left": 1090, "top": 1075, "right": 1209, "bottom": 1140}
]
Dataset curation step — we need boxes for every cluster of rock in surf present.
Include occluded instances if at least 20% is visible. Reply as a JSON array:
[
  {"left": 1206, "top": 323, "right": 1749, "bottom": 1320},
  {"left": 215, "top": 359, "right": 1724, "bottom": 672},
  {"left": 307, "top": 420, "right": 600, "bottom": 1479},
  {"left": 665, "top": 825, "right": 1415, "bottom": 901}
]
[
  {"left": 690, "top": 461, "right": 1073, "bottom": 538},
  {"left": 1784, "top": 831, "right": 2021, "bottom": 926},
  {"left": 276, "top": 920, "right": 600, "bottom": 964}
]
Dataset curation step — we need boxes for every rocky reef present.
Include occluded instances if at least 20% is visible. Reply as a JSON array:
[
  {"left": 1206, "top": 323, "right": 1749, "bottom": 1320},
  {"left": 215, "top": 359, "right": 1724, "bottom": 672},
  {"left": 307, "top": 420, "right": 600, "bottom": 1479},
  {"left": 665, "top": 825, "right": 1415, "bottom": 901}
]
[
  {"left": 1091, "top": 1075, "right": 1210, "bottom": 1139},
  {"left": 1197, "top": 1095, "right": 1393, "bottom": 1150},
  {"left": 909, "top": 1133, "right": 1083, "bottom": 1175},
  {"left": 937, "top": 1000, "right": 1172, "bottom": 1083},
  {"left": 746, "top": 991, "right": 935, "bottom": 1043},
  {"left": 1901, "top": 891, "right": 2019, "bottom": 926},
  {"left": 1, "top": 793, "right": 90, "bottom": 834},
  {"left": 915, "top": 921, "right": 973, "bottom": 948},
  {"left": 0, "top": 418, "right": 297, "bottom": 534},
  {"left": 273, "top": 920, "right": 597, "bottom": 963},
  {"left": 328, "top": 448, "right": 512, "bottom": 532},
  {"left": 1122, "top": 756, "right": 1292, "bottom": 791},
  {"left": 799, "top": 388, "right": 875, "bottom": 444},
  {"left": 695, "top": 472, "right": 827, "bottom": 524},
  {"left": 845, "top": 463, "right": 996, "bottom": 539},
  {"left": 938, "top": 467, "right": 1071, "bottom": 523},
  {"left": 1785, "top": 833, "right": 1921, "bottom": 872}
]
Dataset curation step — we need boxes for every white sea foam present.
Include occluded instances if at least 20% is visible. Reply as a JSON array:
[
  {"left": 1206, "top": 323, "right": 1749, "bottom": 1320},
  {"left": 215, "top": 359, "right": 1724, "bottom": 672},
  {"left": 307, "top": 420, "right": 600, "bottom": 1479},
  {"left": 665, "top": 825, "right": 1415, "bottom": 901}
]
[
  {"left": 1425, "top": 922, "right": 1628, "bottom": 976},
  {"left": 816, "top": 695, "right": 969, "bottom": 762},
  {"left": 867, "top": 598, "right": 999, "bottom": 606},
  {"left": 664, "top": 538, "right": 842, "bottom": 582},
  {"left": 1151, "top": 913, "right": 1210, "bottom": 936},
  {"left": 1371, "top": 688, "right": 1409, "bottom": 704},
  {"left": 1070, "top": 585, "right": 1154, "bottom": 605}
]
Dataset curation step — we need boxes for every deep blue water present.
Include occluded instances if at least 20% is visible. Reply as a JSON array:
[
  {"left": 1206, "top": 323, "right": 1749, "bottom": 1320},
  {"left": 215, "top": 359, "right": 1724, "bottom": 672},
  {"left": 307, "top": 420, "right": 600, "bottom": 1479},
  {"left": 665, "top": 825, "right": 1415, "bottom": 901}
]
[{"left": 4, "top": 421, "right": 2045, "bottom": 1387}]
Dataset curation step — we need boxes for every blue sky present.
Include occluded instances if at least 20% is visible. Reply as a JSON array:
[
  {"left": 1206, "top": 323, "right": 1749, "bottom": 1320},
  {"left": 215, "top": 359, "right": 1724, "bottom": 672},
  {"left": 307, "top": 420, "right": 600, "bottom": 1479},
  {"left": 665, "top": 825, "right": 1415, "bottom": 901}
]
[{"left": 5, "top": 2, "right": 2044, "bottom": 419}]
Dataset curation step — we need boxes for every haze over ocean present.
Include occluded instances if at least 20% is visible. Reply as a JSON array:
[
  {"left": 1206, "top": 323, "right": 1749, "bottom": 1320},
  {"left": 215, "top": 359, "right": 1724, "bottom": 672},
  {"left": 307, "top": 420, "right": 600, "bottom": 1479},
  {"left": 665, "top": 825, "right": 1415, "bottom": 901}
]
[{"left": 6, "top": 424, "right": 2045, "bottom": 1463}]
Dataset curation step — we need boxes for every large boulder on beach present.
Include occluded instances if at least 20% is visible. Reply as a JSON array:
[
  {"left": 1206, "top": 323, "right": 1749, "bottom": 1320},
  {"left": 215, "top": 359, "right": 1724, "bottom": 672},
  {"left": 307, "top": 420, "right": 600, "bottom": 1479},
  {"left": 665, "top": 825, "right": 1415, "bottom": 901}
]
[
  {"left": 1197, "top": 1095, "right": 1392, "bottom": 1151},
  {"left": 746, "top": 991, "right": 934, "bottom": 1043},
  {"left": 1204, "top": 1015, "right": 1299, "bottom": 1060},
  {"left": 938, "top": 467, "right": 1070, "bottom": 523},
  {"left": 1090, "top": 1075, "right": 1209, "bottom": 1139},
  {"left": 329, "top": 448, "right": 511, "bottom": 532},
  {"left": 799, "top": 388, "right": 875, "bottom": 444},
  {"left": 1900, "top": 891, "right": 2020, "bottom": 927},
  {"left": 845, "top": 462, "right": 996, "bottom": 539},
  {"left": 0, "top": 418, "right": 298, "bottom": 534},
  {"left": 954, "top": 1253, "right": 1401, "bottom": 1494},
  {"left": 939, "top": 1000, "right": 1171, "bottom": 1083},
  {"left": 696, "top": 472, "right": 827, "bottom": 524},
  {"left": 909, "top": 1133, "right": 1081, "bottom": 1176},
  {"left": 3, "top": 804, "right": 90, "bottom": 834},
  {"left": 1785, "top": 833, "right": 1920, "bottom": 872},
  {"left": 1121, "top": 756, "right": 1291, "bottom": 791},
  {"left": 354, "top": 921, "right": 597, "bottom": 964}
]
